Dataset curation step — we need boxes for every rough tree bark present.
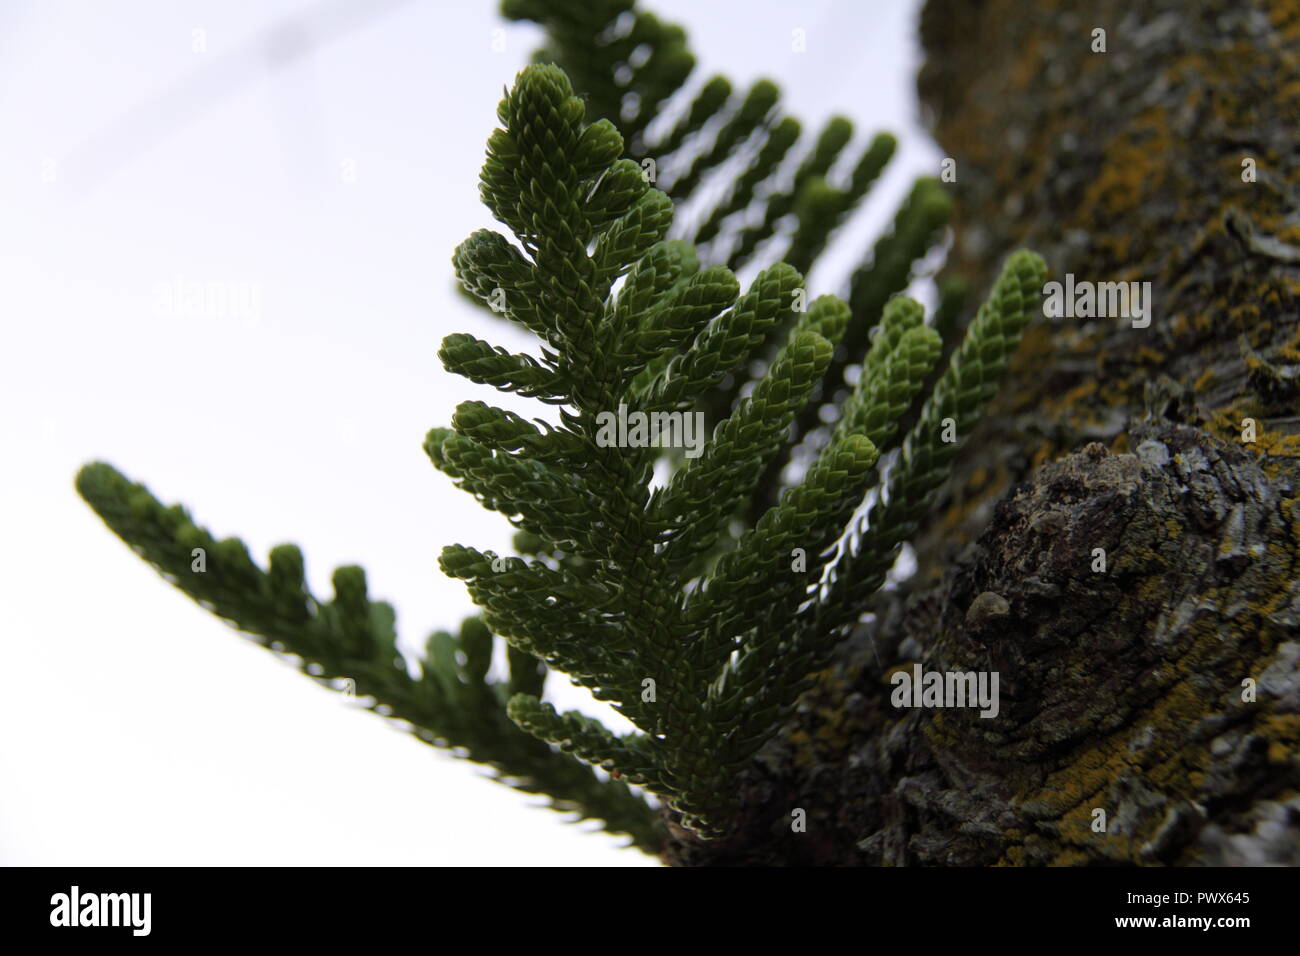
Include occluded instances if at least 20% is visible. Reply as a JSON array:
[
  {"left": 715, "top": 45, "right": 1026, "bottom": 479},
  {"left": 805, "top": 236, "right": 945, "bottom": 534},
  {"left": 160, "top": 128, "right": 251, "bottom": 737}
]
[{"left": 663, "top": 0, "right": 1300, "bottom": 865}]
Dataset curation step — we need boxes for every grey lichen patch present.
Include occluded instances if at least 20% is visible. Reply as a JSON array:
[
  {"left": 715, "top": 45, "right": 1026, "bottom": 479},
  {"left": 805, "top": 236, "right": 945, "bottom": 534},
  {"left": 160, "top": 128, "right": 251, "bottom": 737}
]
[
  {"left": 1136, "top": 439, "right": 1171, "bottom": 468},
  {"left": 1260, "top": 642, "right": 1300, "bottom": 704},
  {"left": 1199, "top": 796, "right": 1300, "bottom": 865}
]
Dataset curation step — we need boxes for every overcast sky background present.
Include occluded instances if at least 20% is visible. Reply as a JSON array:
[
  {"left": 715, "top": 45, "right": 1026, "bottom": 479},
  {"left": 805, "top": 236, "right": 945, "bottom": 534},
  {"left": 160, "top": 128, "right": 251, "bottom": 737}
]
[{"left": 1, "top": 0, "right": 935, "bottom": 866}]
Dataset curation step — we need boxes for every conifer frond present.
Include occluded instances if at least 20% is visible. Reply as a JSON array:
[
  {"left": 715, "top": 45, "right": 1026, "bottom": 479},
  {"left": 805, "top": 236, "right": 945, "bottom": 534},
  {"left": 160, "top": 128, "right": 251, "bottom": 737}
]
[
  {"left": 74, "top": 461, "right": 664, "bottom": 852},
  {"left": 428, "top": 63, "right": 1045, "bottom": 836},
  {"left": 501, "top": 0, "right": 959, "bottom": 521}
]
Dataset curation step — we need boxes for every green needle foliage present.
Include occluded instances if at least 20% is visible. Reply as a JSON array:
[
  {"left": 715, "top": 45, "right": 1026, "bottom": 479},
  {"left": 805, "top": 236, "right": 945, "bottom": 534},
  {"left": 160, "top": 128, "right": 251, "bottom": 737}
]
[
  {"left": 429, "top": 63, "right": 1044, "bottom": 836},
  {"left": 75, "top": 1, "right": 1046, "bottom": 854},
  {"left": 74, "top": 463, "right": 664, "bottom": 852},
  {"left": 501, "top": 0, "right": 960, "bottom": 518}
]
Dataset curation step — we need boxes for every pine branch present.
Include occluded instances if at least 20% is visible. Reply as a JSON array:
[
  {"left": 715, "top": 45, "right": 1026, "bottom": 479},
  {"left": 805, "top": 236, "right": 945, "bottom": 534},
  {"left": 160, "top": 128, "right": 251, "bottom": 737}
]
[
  {"left": 75, "top": 461, "right": 664, "bottom": 853},
  {"left": 428, "top": 62, "right": 1044, "bottom": 838}
]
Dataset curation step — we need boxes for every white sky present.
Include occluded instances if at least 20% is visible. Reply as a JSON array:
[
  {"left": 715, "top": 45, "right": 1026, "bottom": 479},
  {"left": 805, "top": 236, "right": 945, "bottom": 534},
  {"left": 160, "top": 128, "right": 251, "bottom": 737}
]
[{"left": 0, "top": 0, "right": 934, "bottom": 866}]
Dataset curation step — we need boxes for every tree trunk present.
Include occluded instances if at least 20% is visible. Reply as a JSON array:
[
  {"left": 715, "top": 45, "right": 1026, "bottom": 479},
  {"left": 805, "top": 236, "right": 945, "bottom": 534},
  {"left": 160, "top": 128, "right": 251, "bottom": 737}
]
[{"left": 662, "top": 0, "right": 1300, "bottom": 865}]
